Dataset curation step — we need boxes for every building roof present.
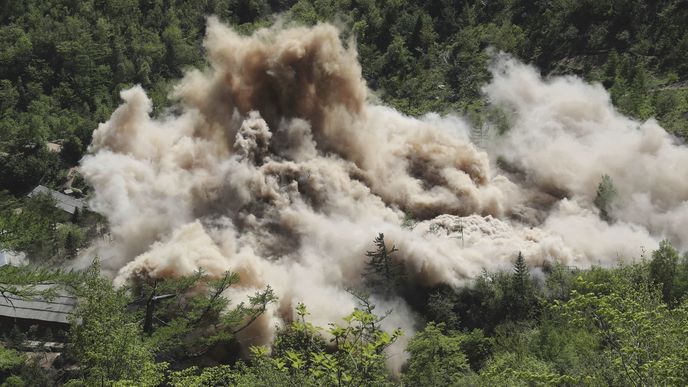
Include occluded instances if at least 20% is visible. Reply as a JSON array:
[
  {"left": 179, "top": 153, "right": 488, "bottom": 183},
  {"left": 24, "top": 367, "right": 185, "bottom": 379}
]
[
  {"left": 0, "top": 284, "right": 77, "bottom": 324},
  {"left": 28, "top": 185, "right": 86, "bottom": 215}
]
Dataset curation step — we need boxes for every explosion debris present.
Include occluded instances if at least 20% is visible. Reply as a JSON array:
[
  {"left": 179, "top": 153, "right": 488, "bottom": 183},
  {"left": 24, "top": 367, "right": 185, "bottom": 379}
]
[{"left": 79, "top": 19, "right": 688, "bottom": 370}]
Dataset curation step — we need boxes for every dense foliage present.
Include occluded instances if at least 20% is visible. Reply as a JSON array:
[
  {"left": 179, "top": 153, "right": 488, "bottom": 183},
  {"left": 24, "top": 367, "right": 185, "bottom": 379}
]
[
  {"left": 2, "top": 0, "right": 688, "bottom": 386},
  {"left": 1, "top": 239, "right": 687, "bottom": 385}
]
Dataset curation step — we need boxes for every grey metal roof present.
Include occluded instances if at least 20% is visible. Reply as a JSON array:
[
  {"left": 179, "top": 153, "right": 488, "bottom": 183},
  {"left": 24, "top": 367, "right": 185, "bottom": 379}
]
[
  {"left": 0, "top": 284, "right": 77, "bottom": 324},
  {"left": 28, "top": 185, "right": 86, "bottom": 215}
]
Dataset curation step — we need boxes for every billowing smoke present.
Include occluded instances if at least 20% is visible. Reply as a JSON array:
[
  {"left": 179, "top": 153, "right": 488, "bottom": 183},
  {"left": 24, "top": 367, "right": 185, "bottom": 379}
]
[
  {"left": 79, "top": 18, "right": 688, "bottom": 370},
  {"left": 486, "top": 55, "right": 688, "bottom": 253}
]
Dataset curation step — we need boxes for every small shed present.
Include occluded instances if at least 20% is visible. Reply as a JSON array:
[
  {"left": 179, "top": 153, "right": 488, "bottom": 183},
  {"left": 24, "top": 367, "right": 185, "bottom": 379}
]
[
  {"left": 0, "top": 284, "right": 77, "bottom": 335},
  {"left": 28, "top": 185, "right": 86, "bottom": 215}
]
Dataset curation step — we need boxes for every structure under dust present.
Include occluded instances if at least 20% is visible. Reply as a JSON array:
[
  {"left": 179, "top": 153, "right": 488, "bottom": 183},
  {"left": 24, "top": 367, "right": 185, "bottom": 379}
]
[{"left": 79, "top": 18, "right": 688, "bottom": 369}]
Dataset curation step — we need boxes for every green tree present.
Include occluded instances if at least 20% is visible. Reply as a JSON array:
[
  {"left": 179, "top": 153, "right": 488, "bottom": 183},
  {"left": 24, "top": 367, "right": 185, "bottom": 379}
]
[
  {"left": 0, "top": 263, "right": 78, "bottom": 301},
  {"left": 649, "top": 240, "right": 680, "bottom": 304},
  {"left": 64, "top": 230, "right": 77, "bottom": 258},
  {"left": 513, "top": 252, "right": 529, "bottom": 292},
  {"left": 0, "top": 193, "right": 64, "bottom": 261},
  {"left": 556, "top": 266, "right": 688, "bottom": 385},
  {"left": 470, "top": 351, "right": 575, "bottom": 386},
  {"left": 364, "top": 233, "right": 405, "bottom": 297},
  {"left": 273, "top": 296, "right": 401, "bottom": 386},
  {"left": 594, "top": 174, "right": 617, "bottom": 222},
  {"left": 507, "top": 252, "right": 537, "bottom": 321},
  {"left": 0, "top": 345, "right": 24, "bottom": 378},
  {"left": 674, "top": 252, "right": 688, "bottom": 301},
  {"left": 403, "top": 323, "right": 471, "bottom": 385},
  {"left": 137, "top": 269, "right": 276, "bottom": 362},
  {"left": 61, "top": 135, "right": 83, "bottom": 166},
  {"left": 0, "top": 148, "right": 62, "bottom": 195},
  {"left": 426, "top": 288, "right": 461, "bottom": 330},
  {"left": 67, "top": 260, "right": 167, "bottom": 386},
  {"left": 169, "top": 298, "right": 401, "bottom": 387},
  {"left": 272, "top": 302, "right": 326, "bottom": 363}
]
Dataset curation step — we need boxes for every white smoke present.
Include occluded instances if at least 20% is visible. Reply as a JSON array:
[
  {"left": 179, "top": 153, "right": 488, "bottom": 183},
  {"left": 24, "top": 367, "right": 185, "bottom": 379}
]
[
  {"left": 78, "top": 20, "right": 688, "bottom": 371},
  {"left": 486, "top": 55, "right": 688, "bottom": 252}
]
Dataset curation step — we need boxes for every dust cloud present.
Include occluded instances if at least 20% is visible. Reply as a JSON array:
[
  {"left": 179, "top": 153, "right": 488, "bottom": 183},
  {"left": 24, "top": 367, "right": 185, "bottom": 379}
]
[{"left": 79, "top": 19, "right": 688, "bottom": 370}]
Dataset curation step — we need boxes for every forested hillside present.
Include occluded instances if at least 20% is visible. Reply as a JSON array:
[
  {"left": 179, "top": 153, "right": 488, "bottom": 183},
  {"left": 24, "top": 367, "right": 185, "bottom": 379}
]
[{"left": 2, "top": 1, "right": 688, "bottom": 386}]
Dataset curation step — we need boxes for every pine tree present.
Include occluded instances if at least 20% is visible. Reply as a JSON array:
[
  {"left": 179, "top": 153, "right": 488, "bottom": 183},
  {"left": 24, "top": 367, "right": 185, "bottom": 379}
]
[
  {"left": 64, "top": 231, "right": 77, "bottom": 258},
  {"left": 364, "top": 233, "right": 405, "bottom": 297},
  {"left": 594, "top": 174, "right": 617, "bottom": 222},
  {"left": 512, "top": 252, "right": 529, "bottom": 295},
  {"left": 508, "top": 252, "right": 534, "bottom": 321},
  {"left": 71, "top": 207, "right": 80, "bottom": 224}
]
